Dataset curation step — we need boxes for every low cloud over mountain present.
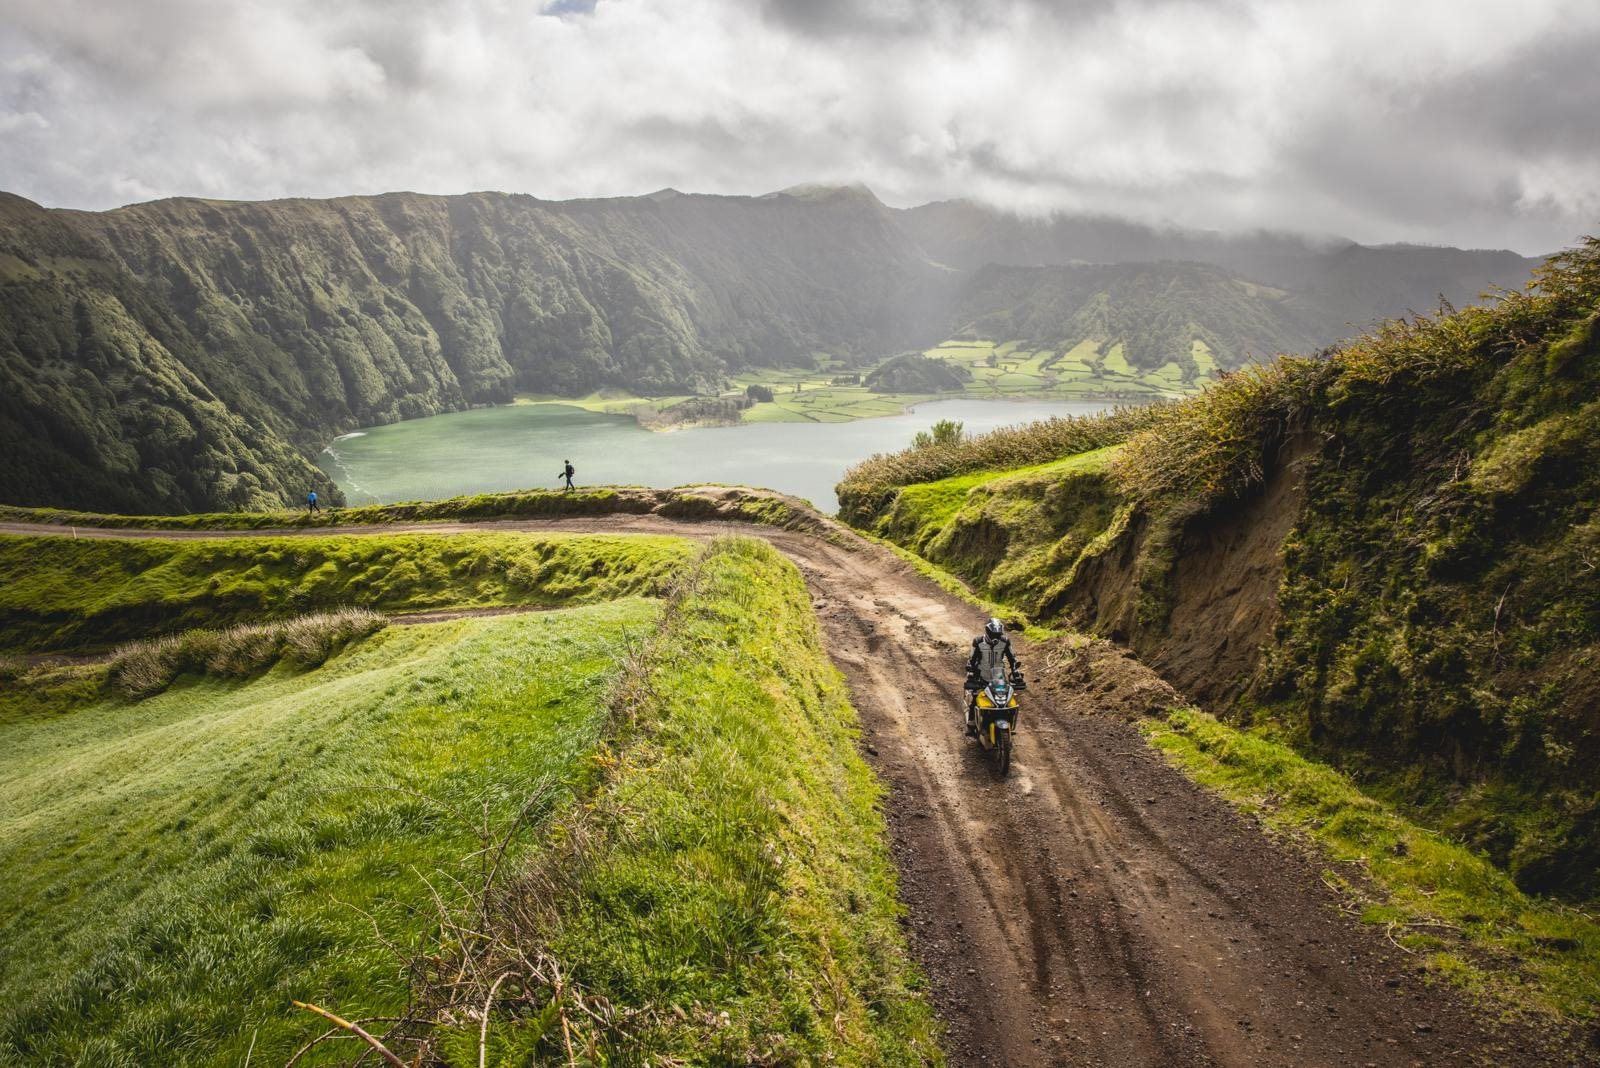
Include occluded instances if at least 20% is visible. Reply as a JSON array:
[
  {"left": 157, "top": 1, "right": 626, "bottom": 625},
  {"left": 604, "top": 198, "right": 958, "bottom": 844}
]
[{"left": 2, "top": 0, "right": 1596, "bottom": 253}]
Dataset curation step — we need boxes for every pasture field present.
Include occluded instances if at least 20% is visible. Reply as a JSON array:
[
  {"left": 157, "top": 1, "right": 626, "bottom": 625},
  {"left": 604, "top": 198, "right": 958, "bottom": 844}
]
[
  {"left": 534, "top": 332, "right": 1216, "bottom": 430},
  {"left": 0, "top": 531, "right": 936, "bottom": 1065},
  {"left": 0, "top": 601, "right": 660, "bottom": 1066}
]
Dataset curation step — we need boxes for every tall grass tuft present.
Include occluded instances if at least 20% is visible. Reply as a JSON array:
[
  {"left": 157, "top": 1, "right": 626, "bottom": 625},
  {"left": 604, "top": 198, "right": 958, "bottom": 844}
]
[
  {"left": 837, "top": 403, "right": 1166, "bottom": 522},
  {"left": 1109, "top": 357, "right": 1326, "bottom": 507},
  {"left": 107, "top": 608, "right": 386, "bottom": 698}
]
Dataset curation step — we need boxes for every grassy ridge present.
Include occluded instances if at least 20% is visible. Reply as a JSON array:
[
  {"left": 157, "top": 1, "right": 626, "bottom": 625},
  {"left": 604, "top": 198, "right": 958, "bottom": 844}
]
[
  {"left": 835, "top": 404, "right": 1161, "bottom": 524},
  {"left": 0, "top": 531, "right": 692, "bottom": 650},
  {"left": 0, "top": 484, "right": 822, "bottom": 534},
  {"left": 0, "top": 602, "right": 660, "bottom": 1066},
  {"left": 104, "top": 608, "right": 388, "bottom": 698},
  {"left": 437, "top": 538, "right": 940, "bottom": 1064}
]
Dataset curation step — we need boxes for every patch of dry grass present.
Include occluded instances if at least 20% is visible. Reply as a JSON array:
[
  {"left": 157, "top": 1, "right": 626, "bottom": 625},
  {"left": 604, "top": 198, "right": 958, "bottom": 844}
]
[{"left": 107, "top": 608, "right": 387, "bottom": 698}]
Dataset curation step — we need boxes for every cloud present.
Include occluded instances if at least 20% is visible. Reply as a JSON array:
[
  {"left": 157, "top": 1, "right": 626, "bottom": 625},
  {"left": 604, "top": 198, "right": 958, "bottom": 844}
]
[{"left": 0, "top": 0, "right": 1595, "bottom": 252}]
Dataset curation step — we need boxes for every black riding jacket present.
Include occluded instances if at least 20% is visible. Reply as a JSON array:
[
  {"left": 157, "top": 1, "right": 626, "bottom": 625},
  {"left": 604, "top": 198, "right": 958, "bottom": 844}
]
[{"left": 968, "top": 635, "right": 1017, "bottom": 682}]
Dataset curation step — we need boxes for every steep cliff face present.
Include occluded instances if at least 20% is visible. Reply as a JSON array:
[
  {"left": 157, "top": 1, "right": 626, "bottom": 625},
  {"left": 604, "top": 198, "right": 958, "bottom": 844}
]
[{"left": 0, "top": 187, "right": 936, "bottom": 512}]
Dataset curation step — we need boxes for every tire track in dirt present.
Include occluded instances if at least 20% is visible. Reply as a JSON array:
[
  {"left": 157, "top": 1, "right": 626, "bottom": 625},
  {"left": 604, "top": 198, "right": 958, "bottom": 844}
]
[{"left": 1, "top": 514, "right": 1556, "bottom": 1066}]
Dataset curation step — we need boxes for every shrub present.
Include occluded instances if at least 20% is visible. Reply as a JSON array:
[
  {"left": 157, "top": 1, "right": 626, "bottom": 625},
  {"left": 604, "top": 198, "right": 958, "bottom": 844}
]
[
  {"left": 911, "top": 418, "right": 964, "bottom": 449},
  {"left": 1110, "top": 358, "right": 1327, "bottom": 507},
  {"left": 745, "top": 383, "right": 774, "bottom": 403},
  {"left": 107, "top": 609, "right": 387, "bottom": 698}
]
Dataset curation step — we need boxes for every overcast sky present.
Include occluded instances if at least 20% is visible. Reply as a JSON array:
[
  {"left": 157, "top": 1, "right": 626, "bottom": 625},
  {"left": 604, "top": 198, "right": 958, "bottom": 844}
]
[{"left": 2, "top": 0, "right": 1596, "bottom": 253}]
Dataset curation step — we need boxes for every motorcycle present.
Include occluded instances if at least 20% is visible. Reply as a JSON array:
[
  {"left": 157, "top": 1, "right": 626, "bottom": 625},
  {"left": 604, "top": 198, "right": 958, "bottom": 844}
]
[{"left": 965, "top": 666, "right": 1025, "bottom": 775}]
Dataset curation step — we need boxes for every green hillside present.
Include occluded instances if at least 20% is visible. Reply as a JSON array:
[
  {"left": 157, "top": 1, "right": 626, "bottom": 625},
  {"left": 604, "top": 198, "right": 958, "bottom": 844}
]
[
  {"left": 0, "top": 532, "right": 937, "bottom": 1065},
  {"left": 840, "top": 237, "right": 1600, "bottom": 902},
  {"left": 0, "top": 185, "right": 1542, "bottom": 515},
  {"left": 0, "top": 187, "right": 936, "bottom": 514},
  {"left": 948, "top": 261, "right": 1317, "bottom": 380}
]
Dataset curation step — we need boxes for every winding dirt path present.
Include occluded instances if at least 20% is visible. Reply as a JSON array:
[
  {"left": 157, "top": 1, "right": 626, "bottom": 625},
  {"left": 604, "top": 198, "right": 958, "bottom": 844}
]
[{"left": 1, "top": 515, "right": 1552, "bottom": 1066}]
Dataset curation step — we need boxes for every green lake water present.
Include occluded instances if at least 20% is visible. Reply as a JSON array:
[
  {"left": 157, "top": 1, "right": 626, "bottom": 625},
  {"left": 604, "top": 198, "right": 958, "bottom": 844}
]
[{"left": 318, "top": 398, "right": 1117, "bottom": 513}]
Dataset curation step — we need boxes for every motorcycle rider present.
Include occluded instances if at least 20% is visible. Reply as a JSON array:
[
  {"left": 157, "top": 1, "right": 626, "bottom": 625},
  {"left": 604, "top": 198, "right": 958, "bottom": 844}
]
[{"left": 964, "top": 617, "right": 1023, "bottom": 735}]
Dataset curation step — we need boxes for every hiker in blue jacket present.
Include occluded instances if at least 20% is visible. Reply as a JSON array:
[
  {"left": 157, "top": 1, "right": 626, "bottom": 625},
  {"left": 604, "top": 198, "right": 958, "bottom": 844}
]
[{"left": 307, "top": 489, "right": 321, "bottom": 514}]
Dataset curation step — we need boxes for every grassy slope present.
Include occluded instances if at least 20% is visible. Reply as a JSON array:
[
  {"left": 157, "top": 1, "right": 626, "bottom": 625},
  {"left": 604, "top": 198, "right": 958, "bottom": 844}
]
[
  {"left": 458, "top": 538, "right": 940, "bottom": 1064},
  {"left": 0, "top": 532, "right": 938, "bottom": 1064},
  {"left": 867, "top": 447, "right": 1122, "bottom": 618},
  {"left": 0, "top": 531, "right": 692, "bottom": 649},
  {"left": 0, "top": 602, "right": 660, "bottom": 1066},
  {"left": 1146, "top": 709, "right": 1599, "bottom": 1022}
]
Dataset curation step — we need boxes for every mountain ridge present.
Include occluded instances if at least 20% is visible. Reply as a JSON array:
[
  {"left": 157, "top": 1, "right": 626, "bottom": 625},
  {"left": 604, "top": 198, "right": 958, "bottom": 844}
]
[{"left": 0, "top": 185, "right": 1547, "bottom": 512}]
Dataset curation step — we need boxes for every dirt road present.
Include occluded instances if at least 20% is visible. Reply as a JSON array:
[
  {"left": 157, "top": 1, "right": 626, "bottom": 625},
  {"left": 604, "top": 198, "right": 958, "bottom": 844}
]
[{"left": 2, "top": 513, "right": 1551, "bottom": 1066}]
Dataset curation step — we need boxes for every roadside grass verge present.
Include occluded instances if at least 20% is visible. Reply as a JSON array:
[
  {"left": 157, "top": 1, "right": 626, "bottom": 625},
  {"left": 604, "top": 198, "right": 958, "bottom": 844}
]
[
  {"left": 861, "top": 531, "right": 1061, "bottom": 640},
  {"left": 876, "top": 446, "right": 1120, "bottom": 547},
  {"left": 0, "top": 531, "right": 692, "bottom": 650},
  {"left": 0, "top": 600, "right": 661, "bottom": 1067},
  {"left": 414, "top": 537, "right": 941, "bottom": 1064},
  {"left": 106, "top": 608, "right": 387, "bottom": 698},
  {"left": 1143, "top": 708, "right": 1600, "bottom": 1023},
  {"left": 0, "top": 484, "right": 822, "bottom": 534}
]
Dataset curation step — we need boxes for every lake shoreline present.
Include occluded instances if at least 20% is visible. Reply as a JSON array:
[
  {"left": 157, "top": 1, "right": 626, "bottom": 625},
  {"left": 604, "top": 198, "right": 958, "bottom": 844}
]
[
  {"left": 517, "top": 387, "right": 1160, "bottom": 433},
  {"left": 317, "top": 397, "right": 1127, "bottom": 512}
]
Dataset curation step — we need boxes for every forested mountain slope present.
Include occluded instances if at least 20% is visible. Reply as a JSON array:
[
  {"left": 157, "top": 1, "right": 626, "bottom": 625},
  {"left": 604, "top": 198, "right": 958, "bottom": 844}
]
[
  {"left": 900, "top": 198, "right": 1545, "bottom": 338},
  {"left": 0, "top": 184, "right": 1543, "bottom": 513},
  {"left": 950, "top": 261, "right": 1317, "bottom": 375},
  {"left": 0, "top": 187, "right": 937, "bottom": 512}
]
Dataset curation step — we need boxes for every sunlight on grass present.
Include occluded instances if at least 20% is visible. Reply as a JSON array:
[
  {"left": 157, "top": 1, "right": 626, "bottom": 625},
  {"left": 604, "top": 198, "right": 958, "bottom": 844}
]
[
  {"left": 0, "top": 600, "right": 661, "bottom": 1066},
  {"left": 1144, "top": 709, "right": 1600, "bottom": 1023},
  {"left": 0, "top": 531, "right": 692, "bottom": 649}
]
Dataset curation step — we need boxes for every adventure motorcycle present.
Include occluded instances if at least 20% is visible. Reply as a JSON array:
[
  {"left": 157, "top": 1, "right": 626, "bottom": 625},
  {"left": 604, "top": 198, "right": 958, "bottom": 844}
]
[{"left": 965, "top": 666, "right": 1025, "bottom": 775}]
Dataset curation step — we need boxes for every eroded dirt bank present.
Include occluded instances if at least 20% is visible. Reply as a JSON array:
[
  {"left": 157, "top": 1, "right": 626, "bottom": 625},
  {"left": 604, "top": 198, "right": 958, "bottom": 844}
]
[{"left": 2, "top": 511, "right": 1577, "bottom": 1066}]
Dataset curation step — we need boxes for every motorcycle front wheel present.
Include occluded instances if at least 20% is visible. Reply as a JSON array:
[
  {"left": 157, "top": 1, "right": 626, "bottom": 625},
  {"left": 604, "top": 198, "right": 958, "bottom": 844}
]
[{"left": 996, "top": 725, "right": 1012, "bottom": 775}]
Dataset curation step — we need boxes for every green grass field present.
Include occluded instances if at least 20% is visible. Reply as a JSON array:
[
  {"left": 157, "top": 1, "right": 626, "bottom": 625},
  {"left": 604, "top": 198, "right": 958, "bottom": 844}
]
[
  {"left": 581, "top": 331, "right": 1220, "bottom": 431},
  {"left": 0, "top": 531, "right": 693, "bottom": 650},
  {"left": 0, "top": 601, "right": 660, "bottom": 1066},
  {"left": 0, "top": 532, "right": 937, "bottom": 1065}
]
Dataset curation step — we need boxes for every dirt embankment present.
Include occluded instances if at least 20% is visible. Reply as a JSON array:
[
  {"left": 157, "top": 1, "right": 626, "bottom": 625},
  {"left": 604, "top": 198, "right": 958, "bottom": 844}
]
[{"left": 1048, "top": 433, "right": 1314, "bottom": 705}]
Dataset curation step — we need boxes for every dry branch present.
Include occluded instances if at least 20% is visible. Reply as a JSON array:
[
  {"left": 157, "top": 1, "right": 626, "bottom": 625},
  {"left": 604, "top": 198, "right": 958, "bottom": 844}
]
[{"left": 291, "top": 1002, "right": 408, "bottom": 1068}]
